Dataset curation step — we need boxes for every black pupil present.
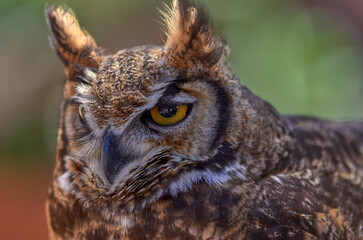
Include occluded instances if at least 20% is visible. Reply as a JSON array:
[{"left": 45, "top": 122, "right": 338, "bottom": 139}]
[{"left": 158, "top": 106, "right": 178, "bottom": 118}]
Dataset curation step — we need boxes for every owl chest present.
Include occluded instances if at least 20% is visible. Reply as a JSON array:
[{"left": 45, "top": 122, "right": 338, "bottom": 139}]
[
  {"left": 49, "top": 173, "right": 363, "bottom": 240},
  {"left": 48, "top": 183, "right": 253, "bottom": 240},
  {"left": 122, "top": 188, "right": 251, "bottom": 239}
]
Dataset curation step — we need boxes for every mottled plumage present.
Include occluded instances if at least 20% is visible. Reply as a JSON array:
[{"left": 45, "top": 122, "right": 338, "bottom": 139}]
[{"left": 45, "top": 1, "right": 363, "bottom": 239}]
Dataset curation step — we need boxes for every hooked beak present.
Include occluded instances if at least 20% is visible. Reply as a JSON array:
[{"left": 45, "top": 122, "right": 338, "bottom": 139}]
[{"left": 102, "top": 132, "right": 130, "bottom": 184}]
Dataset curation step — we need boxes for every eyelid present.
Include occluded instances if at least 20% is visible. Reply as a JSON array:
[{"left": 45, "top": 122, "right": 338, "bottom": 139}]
[
  {"left": 156, "top": 91, "right": 197, "bottom": 107},
  {"left": 68, "top": 97, "right": 82, "bottom": 105},
  {"left": 68, "top": 99, "right": 89, "bottom": 127}
]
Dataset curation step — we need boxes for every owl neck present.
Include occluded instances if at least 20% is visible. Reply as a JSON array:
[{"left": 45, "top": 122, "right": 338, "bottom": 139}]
[{"left": 229, "top": 84, "right": 294, "bottom": 178}]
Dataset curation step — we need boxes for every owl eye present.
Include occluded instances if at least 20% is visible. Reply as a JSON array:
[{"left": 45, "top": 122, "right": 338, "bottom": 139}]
[
  {"left": 149, "top": 105, "right": 189, "bottom": 125},
  {"left": 78, "top": 105, "right": 86, "bottom": 123}
]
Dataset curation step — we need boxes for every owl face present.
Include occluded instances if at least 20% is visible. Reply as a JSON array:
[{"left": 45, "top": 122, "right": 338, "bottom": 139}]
[
  {"left": 47, "top": 0, "right": 253, "bottom": 212},
  {"left": 66, "top": 46, "right": 230, "bottom": 185}
]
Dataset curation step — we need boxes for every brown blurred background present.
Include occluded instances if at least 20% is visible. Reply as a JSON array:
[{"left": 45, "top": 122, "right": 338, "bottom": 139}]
[{"left": 0, "top": 0, "right": 363, "bottom": 239}]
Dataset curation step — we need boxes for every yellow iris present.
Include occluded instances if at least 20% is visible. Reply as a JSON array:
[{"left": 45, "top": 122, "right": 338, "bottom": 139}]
[{"left": 150, "top": 105, "right": 188, "bottom": 125}]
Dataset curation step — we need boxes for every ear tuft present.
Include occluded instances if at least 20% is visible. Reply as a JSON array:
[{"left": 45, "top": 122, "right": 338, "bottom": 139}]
[
  {"left": 45, "top": 6, "right": 100, "bottom": 68},
  {"left": 161, "top": 0, "right": 226, "bottom": 67}
]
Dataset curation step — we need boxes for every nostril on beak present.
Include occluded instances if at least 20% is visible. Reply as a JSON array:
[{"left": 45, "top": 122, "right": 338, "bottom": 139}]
[{"left": 102, "top": 132, "right": 129, "bottom": 184}]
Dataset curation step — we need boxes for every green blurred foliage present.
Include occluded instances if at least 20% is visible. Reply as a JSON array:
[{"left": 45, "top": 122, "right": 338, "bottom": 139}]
[
  {"left": 207, "top": 0, "right": 363, "bottom": 118},
  {"left": 0, "top": 0, "right": 362, "bottom": 166}
]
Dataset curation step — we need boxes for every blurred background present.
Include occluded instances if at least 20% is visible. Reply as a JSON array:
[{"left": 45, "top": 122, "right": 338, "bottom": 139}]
[{"left": 0, "top": 0, "right": 363, "bottom": 239}]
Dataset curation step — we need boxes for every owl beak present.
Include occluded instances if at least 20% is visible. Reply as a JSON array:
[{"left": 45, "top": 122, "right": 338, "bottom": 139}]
[{"left": 102, "top": 132, "right": 130, "bottom": 184}]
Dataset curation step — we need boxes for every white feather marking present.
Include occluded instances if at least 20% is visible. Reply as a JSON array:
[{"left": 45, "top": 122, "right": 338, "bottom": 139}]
[
  {"left": 84, "top": 68, "right": 97, "bottom": 82},
  {"left": 120, "top": 215, "right": 135, "bottom": 229},
  {"left": 58, "top": 172, "right": 73, "bottom": 193},
  {"left": 271, "top": 176, "right": 284, "bottom": 185},
  {"left": 168, "top": 162, "right": 246, "bottom": 197},
  {"left": 136, "top": 162, "right": 247, "bottom": 209},
  {"left": 78, "top": 75, "right": 92, "bottom": 84},
  {"left": 76, "top": 83, "right": 92, "bottom": 95}
]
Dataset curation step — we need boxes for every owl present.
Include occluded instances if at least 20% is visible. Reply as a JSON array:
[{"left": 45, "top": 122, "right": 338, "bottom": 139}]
[{"left": 45, "top": 0, "right": 363, "bottom": 239}]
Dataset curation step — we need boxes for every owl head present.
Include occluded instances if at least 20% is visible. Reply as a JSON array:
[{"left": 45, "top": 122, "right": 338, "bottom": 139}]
[{"left": 46, "top": 0, "right": 289, "bottom": 214}]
